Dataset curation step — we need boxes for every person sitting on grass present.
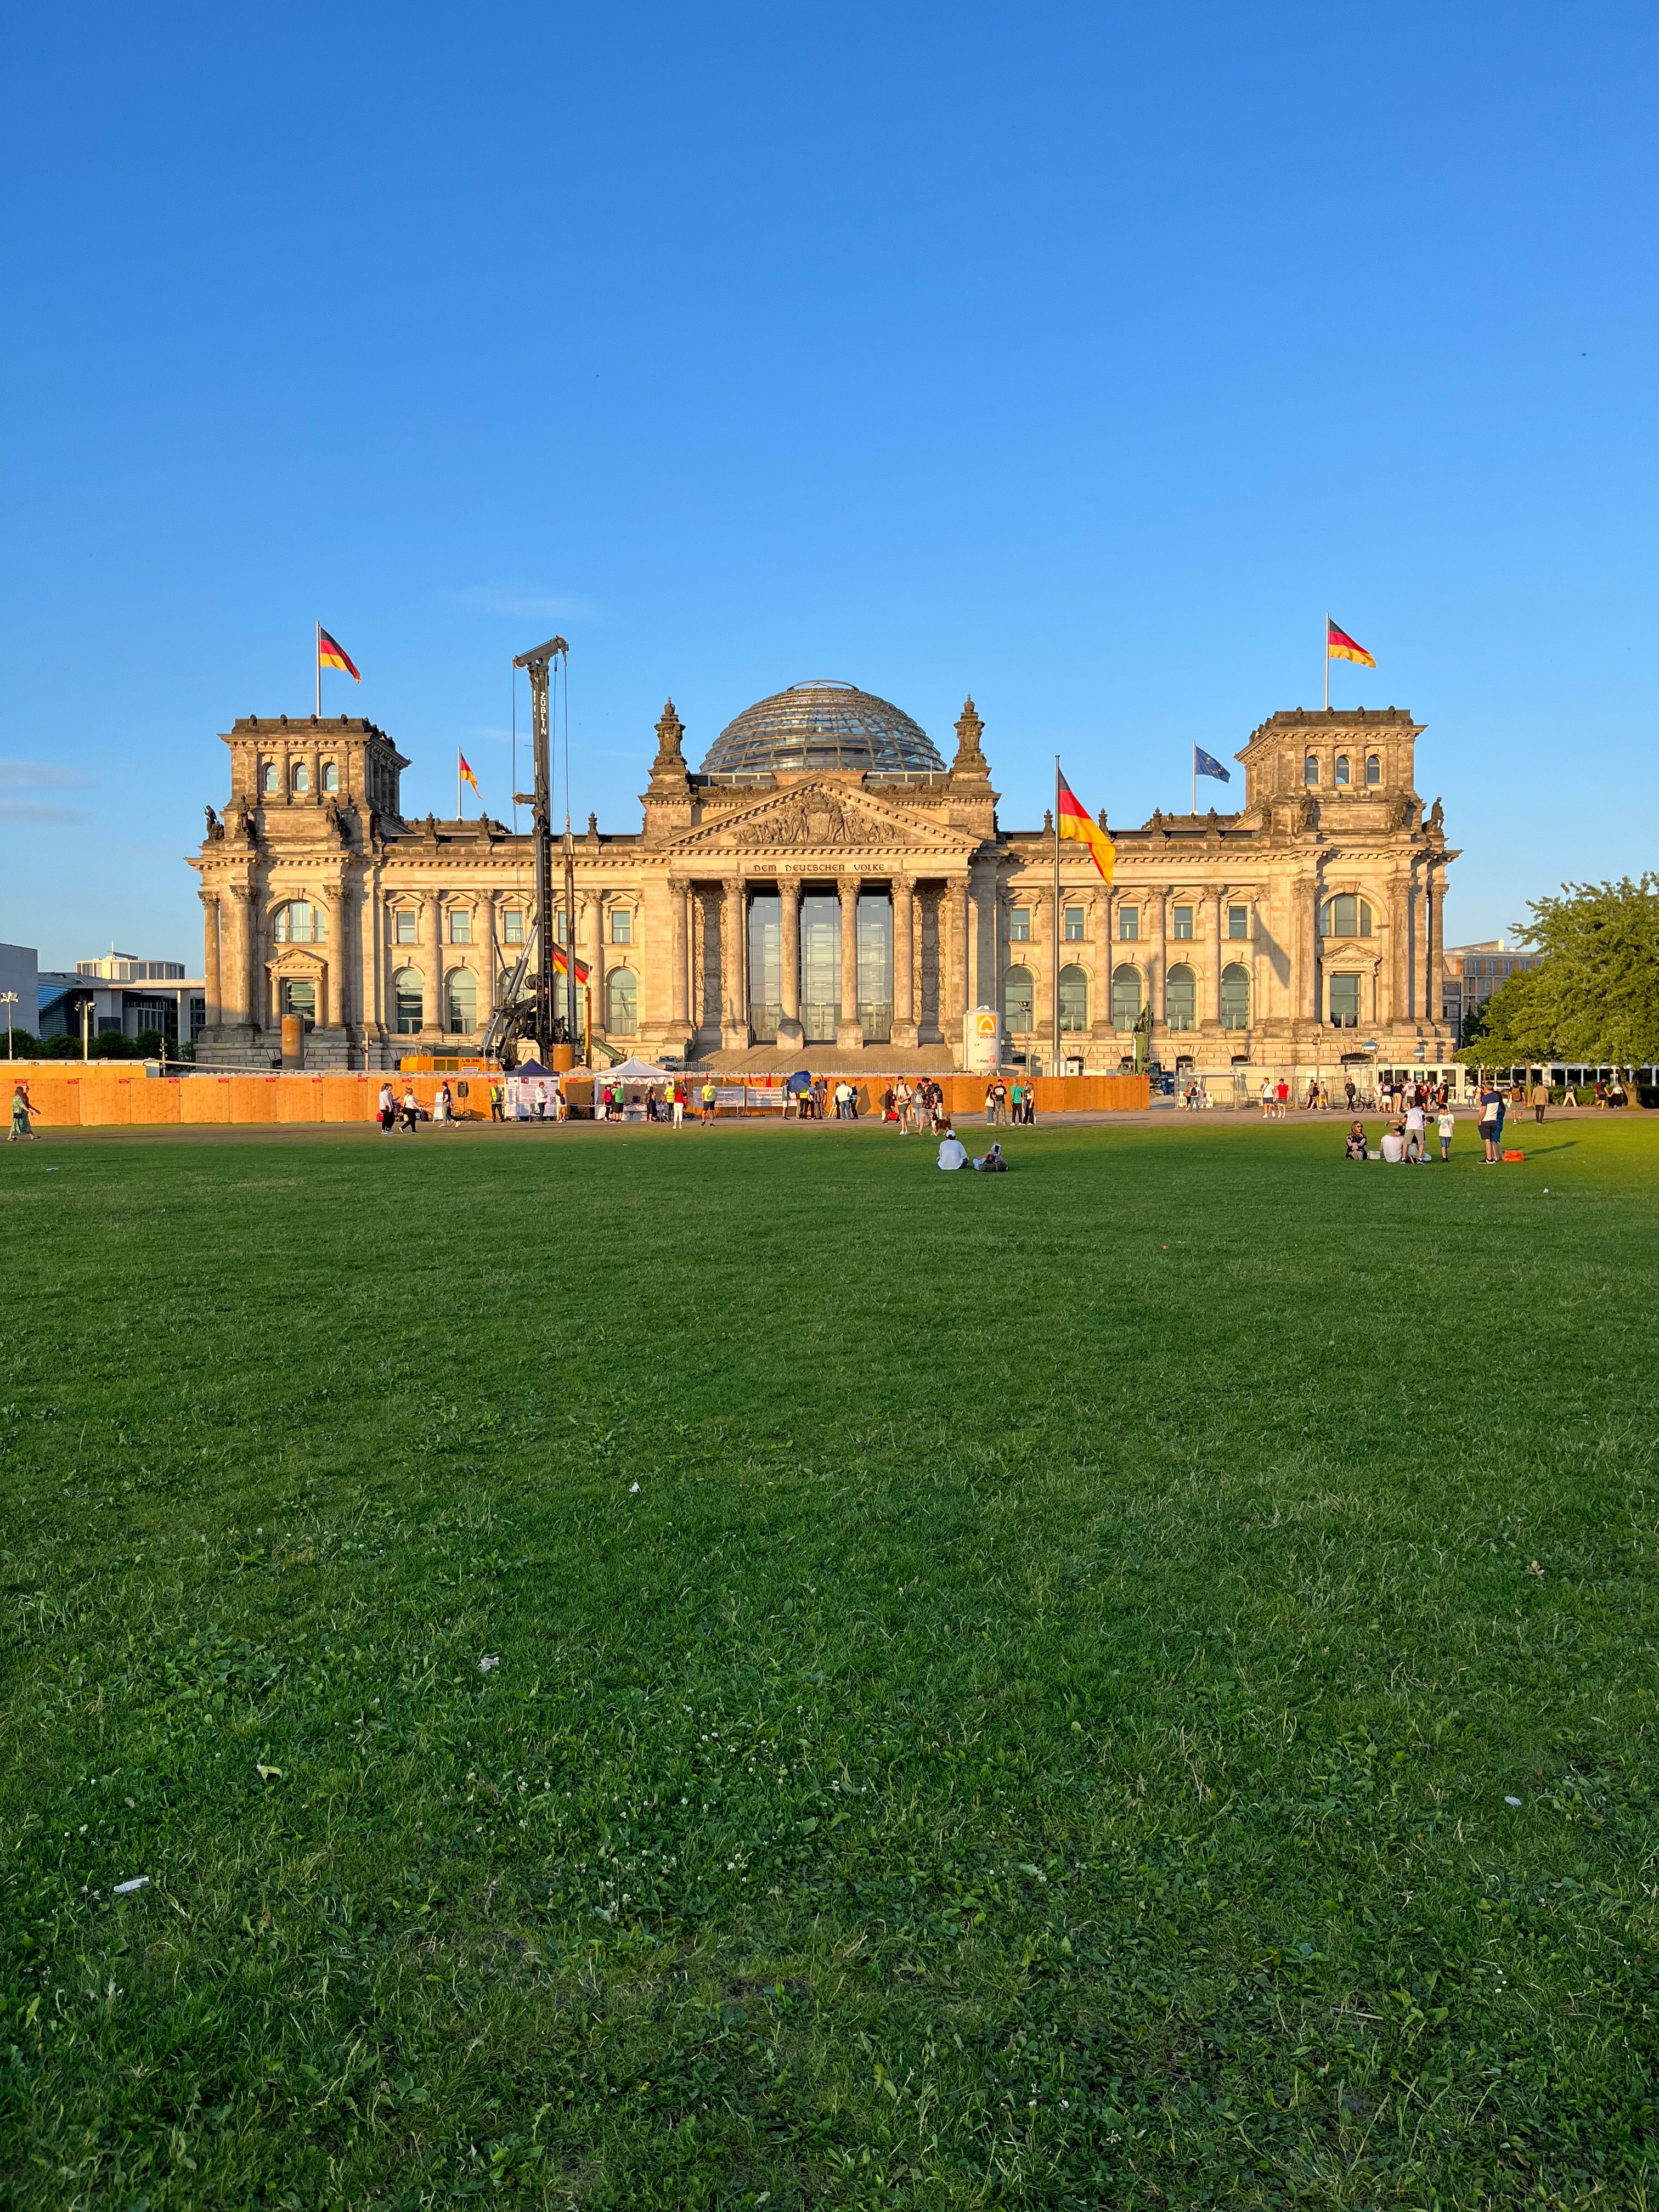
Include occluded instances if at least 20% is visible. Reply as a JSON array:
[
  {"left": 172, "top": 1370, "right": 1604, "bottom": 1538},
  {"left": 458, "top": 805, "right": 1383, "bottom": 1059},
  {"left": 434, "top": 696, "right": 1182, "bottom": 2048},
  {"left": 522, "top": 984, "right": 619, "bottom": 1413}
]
[
  {"left": 1345, "top": 1120, "right": 1367, "bottom": 1160},
  {"left": 1379, "top": 1121, "right": 1407, "bottom": 1164},
  {"left": 973, "top": 1141, "right": 1007, "bottom": 1171},
  {"left": 936, "top": 1126, "right": 968, "bottom": 1170}
]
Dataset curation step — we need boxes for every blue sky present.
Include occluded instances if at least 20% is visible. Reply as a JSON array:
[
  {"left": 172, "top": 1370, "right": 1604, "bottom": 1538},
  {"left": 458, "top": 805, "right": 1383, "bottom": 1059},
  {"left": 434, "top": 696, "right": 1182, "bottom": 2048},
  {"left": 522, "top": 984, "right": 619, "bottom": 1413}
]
[{"left": 3, "top": 3, "right": 1654, "bottom": 970}]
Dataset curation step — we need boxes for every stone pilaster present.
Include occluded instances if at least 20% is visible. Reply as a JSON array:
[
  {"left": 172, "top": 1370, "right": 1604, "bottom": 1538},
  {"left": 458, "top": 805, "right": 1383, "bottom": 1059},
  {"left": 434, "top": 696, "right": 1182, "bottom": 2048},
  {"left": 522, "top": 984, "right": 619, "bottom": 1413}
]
[
  {"left": 890, "top": 874, "right": 917, "bottom": 1048},
  {"left": 200, "top": 892, "right": 221, "bottom": 1031}
]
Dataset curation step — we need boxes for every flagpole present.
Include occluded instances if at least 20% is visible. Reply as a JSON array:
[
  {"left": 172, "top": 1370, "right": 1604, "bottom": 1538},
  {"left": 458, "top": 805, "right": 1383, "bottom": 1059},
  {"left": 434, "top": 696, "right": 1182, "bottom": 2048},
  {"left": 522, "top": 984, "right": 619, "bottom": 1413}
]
[
  {"left": 1192, "top": 746, "right": 1197, "bottom": 816},
  {"left": 1323, "top": 611, "right": 1329, "bottom": 713},
  {"left": 1052, "top": 755, "right": 1061, "bottom": 1080},
  {"left": 315, "top": 621, "right": 321, "bottom": 718}
]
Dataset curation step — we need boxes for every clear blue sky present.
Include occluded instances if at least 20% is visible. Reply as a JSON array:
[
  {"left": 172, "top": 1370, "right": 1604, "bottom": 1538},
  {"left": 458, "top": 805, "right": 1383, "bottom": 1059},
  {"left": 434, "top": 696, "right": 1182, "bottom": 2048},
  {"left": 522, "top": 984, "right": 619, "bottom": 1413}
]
[{"left": 3, "top": 3, "right": 1654, "bottom": 971}]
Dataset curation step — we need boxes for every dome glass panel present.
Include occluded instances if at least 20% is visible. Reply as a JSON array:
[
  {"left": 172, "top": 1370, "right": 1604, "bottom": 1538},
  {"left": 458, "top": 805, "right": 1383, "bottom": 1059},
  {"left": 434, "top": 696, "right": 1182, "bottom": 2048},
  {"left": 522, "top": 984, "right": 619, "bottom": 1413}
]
[{"left": 699, "top": 680, "right": 944, "bottom": 776}]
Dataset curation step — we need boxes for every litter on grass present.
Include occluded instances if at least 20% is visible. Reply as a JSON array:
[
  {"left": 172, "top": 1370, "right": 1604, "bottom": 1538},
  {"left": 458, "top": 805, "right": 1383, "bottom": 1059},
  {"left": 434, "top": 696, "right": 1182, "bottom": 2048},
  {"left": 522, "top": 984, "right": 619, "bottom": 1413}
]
[
  {"left": 112, "top": 1876, "right": 149, "bottom": 1894},
  {"left": 1528, "top": 1560, "right": 1545, "bottom": 1578},
  {"left": 1505, "top": 1796, "right": 1523, "bottom": 1807},
  {"left": 629, "top": 1482, "right": 641, "bottom": 1493},
  {"left": 256, "top": 1764, "right": 281, "bottom": 1780},
  {"left": 478, "top": 1655, "right": 500, "bottom": 1673}
]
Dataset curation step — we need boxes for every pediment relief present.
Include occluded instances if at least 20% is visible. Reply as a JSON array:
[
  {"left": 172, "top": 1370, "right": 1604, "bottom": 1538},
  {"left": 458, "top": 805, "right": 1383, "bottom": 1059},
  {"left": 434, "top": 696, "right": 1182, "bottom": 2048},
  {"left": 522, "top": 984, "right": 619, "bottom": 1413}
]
[
  {"left": 672, "top": 781, "right": 976, "bottom": 855},
  {"left": 266, "top": 946, "right": 328, "bottom": 975}
]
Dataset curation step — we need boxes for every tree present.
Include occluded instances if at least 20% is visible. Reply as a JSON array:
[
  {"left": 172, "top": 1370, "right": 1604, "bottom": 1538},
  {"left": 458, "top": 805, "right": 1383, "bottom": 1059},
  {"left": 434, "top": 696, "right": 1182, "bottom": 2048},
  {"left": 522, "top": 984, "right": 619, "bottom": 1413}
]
[{"left": 1456, "top": 874, "right": 1659, "bottom": 1070}]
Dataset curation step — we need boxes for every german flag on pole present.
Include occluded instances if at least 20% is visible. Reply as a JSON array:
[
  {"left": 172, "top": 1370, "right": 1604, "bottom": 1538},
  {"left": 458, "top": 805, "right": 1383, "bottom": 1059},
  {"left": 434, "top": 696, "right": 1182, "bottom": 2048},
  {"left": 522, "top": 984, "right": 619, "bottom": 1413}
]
[
  {"left": 1326, "top": 617, "right": 1376, "bottom": 669},
  {"left": 317, "top": 627, "right": 360, "bottom": 681},
  {"left": 1057, "top": 768, "right": 1115, "bottom": 884},
  {"left": 548, "top": 943, "right": 589, "bottom": 984},
  {"left": 459, "top": 751, "right": 480, "bottom": 798}
]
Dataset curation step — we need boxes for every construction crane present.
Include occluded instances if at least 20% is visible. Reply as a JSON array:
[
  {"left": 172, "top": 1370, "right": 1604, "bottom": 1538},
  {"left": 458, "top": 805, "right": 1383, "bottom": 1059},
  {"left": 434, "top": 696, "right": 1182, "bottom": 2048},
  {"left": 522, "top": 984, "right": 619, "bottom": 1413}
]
[{"left": 482, "top": 635, "right": 575, "bottom": 1064}]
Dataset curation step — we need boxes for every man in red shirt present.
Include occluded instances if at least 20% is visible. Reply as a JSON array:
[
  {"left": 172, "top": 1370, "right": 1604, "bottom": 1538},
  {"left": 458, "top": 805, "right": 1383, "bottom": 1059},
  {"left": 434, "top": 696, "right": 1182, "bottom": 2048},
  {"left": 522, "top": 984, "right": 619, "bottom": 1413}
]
[{"left": 1275, "top": 1079, "right": 1289, "bottom": 1119}]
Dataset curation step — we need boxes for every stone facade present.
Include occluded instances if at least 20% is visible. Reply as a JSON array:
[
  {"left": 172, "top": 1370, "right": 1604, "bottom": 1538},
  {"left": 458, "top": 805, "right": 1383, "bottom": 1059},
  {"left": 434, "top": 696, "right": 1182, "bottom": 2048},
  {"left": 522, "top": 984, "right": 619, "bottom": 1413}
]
[{"left": 189, "top": 691, "right": 1458, "bottom": 1080}]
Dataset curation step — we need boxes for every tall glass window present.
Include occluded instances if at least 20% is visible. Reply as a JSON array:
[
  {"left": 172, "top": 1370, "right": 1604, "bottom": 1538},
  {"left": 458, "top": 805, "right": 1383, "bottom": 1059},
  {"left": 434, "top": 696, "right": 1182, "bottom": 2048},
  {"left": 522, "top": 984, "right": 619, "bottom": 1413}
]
[
  {"left": 1166, "top": 963, "right": 1196, "bottom": 1031},
  {"left": 857, "top": 892, "right": 893, "bottom": 1042},
  {"left": 292, "top": 761, "right": 309, "bottom": 793},
  {"left": 1172, "top": 906, "right": 1193, "bottom": 940},
  {"left": 283, "top": 978, "right": 316, "bottom": 1029},
  {"left": 394, "top": 910, "right": 416, "bottom": 945},
  {"left": 273, "top": 902, "right": 325, "bottom": 943},
  {"left": 1003, "top": 964, "right": 1034, "bottom": 1035},
  {"left": 1058, "top": 966, "right": 1088, "bottom": 1032},
  {"left": 606, "top": 968, "right": 637, "bottom": 1034},
  {"left": 1063, "top": 907, "right": 1085, "bottom": 941},
  {"left": 1319, "top": 895, "right": 1373, "bottom": 938},
  {"left": 1365, "top": 753, "right": 1382, "bottom": 785},
  {"left": 502, "top": 908, "right": 524, "bottom": 945},
  {"left": 393, "top": 969, "right": 423, "bottom": 1034},
  {"left": 450, "top": 909, "right": 471, "bottom": 944},
  {"left": 1111, "top": 964, "right": 1142, "bottom": 1029},
  {"left": 1221, "top": 963, "right": 1250, "bottom": 1030},
  {"left": 1305, "top": 755, "right": 1321, "bottom": 786},
  {"left": 1227, "top": 904, "right": 1249, "bottom": 939},
  {"left": 611, "top": 910, "right": 633, "bottom": 944},
  {"left": 799, "top": 895, "right": 840, "bottom": 1042},
  {"left": 747, "top": 893, "right": 781, "bottom": 1041},
  {"left": 1328, "top": 973, "right": 1361, "bottom": 1027},
  {"left": 1335, "top": 755, "right": 1351, "bottom": 785},
  {"left": 1119, "top": 906, "right": 1139, "bottom": 941},
  {"left": 446, "top": 970, "right": 477, "bottom": 1034},
  {"left": 1009, "top": 906, "right": 1031, "bottom": 941},
  {"left": 323, "top": 761, "right": 340, "bottom": 792}
]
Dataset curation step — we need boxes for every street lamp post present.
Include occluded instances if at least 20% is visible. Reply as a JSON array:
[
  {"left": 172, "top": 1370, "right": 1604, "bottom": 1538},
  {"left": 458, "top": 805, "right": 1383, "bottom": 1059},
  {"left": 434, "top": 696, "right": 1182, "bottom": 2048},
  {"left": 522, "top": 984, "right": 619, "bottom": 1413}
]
[{"left": 0, "top": 991, "right": 16, "bottom": 1059}]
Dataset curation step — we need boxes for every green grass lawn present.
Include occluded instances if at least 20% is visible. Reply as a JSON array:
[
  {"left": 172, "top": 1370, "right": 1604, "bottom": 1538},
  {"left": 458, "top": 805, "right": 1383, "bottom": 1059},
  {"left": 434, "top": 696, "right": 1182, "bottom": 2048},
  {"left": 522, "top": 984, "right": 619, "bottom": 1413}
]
[{"left": 3, "top": 1114, "right": 1658, "bottom": 2210}]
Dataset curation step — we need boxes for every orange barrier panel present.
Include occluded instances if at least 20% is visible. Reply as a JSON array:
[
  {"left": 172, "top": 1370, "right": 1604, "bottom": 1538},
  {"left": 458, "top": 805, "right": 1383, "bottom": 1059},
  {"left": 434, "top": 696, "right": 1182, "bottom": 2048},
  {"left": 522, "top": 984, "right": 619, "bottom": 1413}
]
[
  {"left": 276, "top": 1077, "right": 325, "bottom": 1123},
  {"left": 127, "top": 1079, "right": 182, "bottom": 1126},
  {"left": 180, "top": 1077, "right": 233, "bottom": 1124},
  {"left": 321, "top": 1075, "right": 373, "bottom": 1122}
]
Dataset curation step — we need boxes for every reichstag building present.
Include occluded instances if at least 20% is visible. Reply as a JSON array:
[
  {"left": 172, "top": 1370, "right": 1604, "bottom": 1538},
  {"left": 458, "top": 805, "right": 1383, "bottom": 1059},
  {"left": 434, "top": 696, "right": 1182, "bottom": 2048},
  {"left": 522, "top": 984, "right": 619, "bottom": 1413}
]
[{"left": 191, "top": 678, "right": 1457, "bottom": 1081}]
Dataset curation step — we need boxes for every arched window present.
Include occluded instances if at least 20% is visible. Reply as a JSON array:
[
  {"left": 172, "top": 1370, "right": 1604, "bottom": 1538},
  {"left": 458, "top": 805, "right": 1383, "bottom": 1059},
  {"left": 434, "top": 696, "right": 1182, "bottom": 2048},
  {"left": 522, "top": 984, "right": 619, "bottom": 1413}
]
[
  {"left": 271, "top": 901, "right": 325, "bottom": 944},
  {"left": 1328, "top": 973, "right": 1362, "bottom": 1027},
  {"left": 393, "top": 969, "right": 424, "bottom": 1034},
  {"left": 291, "top": 761, "right": 309, "bottom": 793},
  {"left": 282, "top": 978, "right": 316, "bottom": 1030},
  {"left": 606, "top": 967, "right": 638, "bottom": 1034},
  {"left": 1319, "top": 895, "right": 1373, "bottom": 939},
  {"left": 1335, "top": 755, "right": 1350, "bottom": 786},
  {"left": 445, "top": 970, "right": 477, "bottom": 1034},
  {"left": 261, "top": 761, "right": 278, "bottom": 793},
  {"left": 1220, "top": 962, "right": 1250, "bottom": 1030},
  {"left": 1058, "top": 965, "right": 1088, "bottom": 1032},
  {"left": 1365, "top": 753, "right": 1381, "bottom": 786},
  {"left": 322, "top": 761, "right": 340, "bottom": 793},
  {"left": 1165, "top": 963, "right": 1196, "bottom": 1031},
  {"left": 1002, "top": 964, "right": 1034, "bottom": 1035},
  {"left": 1305, "top": 755, "right": 1320, "bottom": 787},
  {"left": 1111, "top": 964, "right": 1141, "bottom": 1030}
]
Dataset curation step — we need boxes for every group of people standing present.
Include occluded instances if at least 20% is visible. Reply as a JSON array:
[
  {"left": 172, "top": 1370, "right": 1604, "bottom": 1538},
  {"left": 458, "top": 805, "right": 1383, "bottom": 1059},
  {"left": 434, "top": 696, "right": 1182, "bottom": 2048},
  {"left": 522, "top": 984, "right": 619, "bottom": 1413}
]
[
  {"left": 877, "top": 1077, "right": 953, "bottom": 1134},
  {"left": 1345, "top": 1099, "right": 1458, "bottom": 1164},
  {"left": 980, "top": 1075, "right": 1037, "bottom": 1126}
]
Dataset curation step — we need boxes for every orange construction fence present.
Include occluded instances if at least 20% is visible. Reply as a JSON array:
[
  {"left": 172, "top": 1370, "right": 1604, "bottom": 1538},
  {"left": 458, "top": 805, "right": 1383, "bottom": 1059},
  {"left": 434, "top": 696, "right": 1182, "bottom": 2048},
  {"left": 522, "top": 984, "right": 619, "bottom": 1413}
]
[{"left": 4, "top": 1064, "right": 1150, "bottom": 1128}]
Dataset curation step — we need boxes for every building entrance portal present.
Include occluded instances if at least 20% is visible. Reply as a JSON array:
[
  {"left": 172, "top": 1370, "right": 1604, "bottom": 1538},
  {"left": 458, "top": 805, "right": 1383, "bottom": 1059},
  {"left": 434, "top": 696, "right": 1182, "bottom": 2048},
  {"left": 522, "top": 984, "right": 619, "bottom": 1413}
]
[{"left": 799, "top": 895, "right": 840, "bottom": 1042}]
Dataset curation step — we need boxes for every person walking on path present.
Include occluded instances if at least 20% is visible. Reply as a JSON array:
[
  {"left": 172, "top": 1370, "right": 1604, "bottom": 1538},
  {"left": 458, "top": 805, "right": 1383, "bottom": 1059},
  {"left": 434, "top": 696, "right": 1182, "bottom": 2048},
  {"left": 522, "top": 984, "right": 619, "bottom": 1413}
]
[
  {"left": 1531, "top": 1076, "right": 1548, "bottom": 1125},
  {"left": 377, "top": 1082, "right": 396, "bottom": 1133},
  {"left": 1275, "top": 1078, "right": 1289, "bottom": 1119},
  {"left": 10, "top": 1079, "right": 39, "bottom": 1141},
  {"left": 433, "top": 1081, "right": 454, "bottom": 1129},
  {"left": 399, "top": 1086, "right": 420, "bottom": 1133}
]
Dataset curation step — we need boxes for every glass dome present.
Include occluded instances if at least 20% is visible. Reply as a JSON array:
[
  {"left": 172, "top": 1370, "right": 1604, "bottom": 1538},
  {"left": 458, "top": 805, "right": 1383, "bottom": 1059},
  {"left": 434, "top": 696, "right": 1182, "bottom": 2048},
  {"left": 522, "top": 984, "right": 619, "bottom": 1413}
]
[{"left": 699, "top": 680, "right": 945, "bottom": 776}]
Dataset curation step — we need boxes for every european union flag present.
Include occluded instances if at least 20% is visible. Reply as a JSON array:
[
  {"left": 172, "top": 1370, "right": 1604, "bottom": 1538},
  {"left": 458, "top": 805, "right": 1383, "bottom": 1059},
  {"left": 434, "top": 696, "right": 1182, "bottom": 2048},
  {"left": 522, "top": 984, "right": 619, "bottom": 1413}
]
[{"left": 1194, "top": 747, "right": 1231, "bottom": 783}]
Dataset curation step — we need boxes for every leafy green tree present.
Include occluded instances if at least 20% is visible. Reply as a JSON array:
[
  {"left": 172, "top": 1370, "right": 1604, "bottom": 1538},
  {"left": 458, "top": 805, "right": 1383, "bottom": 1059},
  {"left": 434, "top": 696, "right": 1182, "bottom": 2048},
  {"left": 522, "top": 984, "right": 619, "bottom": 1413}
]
[{"left": 1457, "top": 874, "right": 1659, "bottom": 1070}]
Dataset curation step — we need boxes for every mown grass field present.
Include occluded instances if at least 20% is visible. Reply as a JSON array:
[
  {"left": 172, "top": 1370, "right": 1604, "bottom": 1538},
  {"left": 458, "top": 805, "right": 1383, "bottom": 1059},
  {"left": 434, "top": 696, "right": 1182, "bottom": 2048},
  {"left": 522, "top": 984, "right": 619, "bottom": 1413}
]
[{"left": 3, "top": 1113, "right": 1657, "bottom": 2210}]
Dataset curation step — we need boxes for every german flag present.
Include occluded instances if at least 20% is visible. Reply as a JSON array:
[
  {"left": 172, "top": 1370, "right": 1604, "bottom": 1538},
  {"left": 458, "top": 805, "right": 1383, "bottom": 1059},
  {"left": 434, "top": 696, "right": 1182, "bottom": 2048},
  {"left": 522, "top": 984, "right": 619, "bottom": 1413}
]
[
  {"left": 1326, "top": 617, "right": 1376, "bottom": 669},
  {"left": 1057, "top": 768, "right": 1115, "bottom": 883},
  {"left": 459, "top": 751, "right": 480, "bottom": 798},
  {"left": 549, "top": 942, "right": 590, "bottom": 983},
  {"left": 318, "top": 627, "right": 360, "bottom": 681}
]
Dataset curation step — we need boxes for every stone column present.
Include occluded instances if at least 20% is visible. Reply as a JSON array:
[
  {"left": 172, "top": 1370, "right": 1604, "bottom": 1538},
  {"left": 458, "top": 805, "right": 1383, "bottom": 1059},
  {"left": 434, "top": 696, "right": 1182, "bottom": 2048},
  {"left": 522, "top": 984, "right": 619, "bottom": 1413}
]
[
  {"left": 723, "top": 877, "right": 748, "bottom": 1048},
  {"left": 1092, "top": 888, "right": 1113, "bottom": 1040},
  {"left": 891, "top": 873, "right": 917, "bottom": 1047},
  {"left": 1210, "top": 889, "right": 1226, "bottom": 1028},
  {"left": 669, "top": 878, "right": 690, "bottom": 1033},
  {"left": 1388, "top": 875, "right": 1410, "bottom": 1026},
  {"left": 225, "top": 885, "right": 252, "bottom": 1030},
  {"left": 317, "top": 884, "right": 341, "bottom": 1030},
  {"left": 424, "top": 890, "right": 444, "bottom": 1036},
  {"left": 1298, "top": 877, "right": 1319, "bottom": 1028},
  {"left": 247, "top": 887, "right": 268, "bottom": 1037},
  {"left": 837, "top": 876, "right": 863, "bottom": 1050},
  {"left": 778, "top": 879, "right": 803, "bottom": 1047},
  {"left": 201, "top": 891, "right": 221, "bottom": 1031},
  {"left": 1426, "top": 864, "right": 1443, "bottom": 1034},
  {"left": 484, "top": 892, "right": 499, "bottom": 1010},
  {"left": 946, "top": 876, "right": 970, "bottom": 1052},
  {"left": 586, "top": 893, "right": 606, "bottom": 1041},
  {"left": 360, "top": 869, "right": 383, "bottom": 1061},
  {"left": 1149, "top": 890, "right": 1166, "bottom": 1047}
]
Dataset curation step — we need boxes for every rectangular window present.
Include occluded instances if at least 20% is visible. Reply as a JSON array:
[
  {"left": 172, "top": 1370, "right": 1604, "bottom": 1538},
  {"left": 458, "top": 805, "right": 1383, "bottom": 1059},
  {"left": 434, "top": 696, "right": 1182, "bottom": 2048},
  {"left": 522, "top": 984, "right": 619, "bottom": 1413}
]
[
  {"left": 1227, "top": 905, "right": 1249, "bottom": 940},
  {"left": 555, "top": 912, "right": 568, "bottom": 945},
  {"left": 1063, "top": 907, "right": 1084, "bottom": 941},
  {"left": 502, "top": 909, "right": 524, "bottom": 945},
  {"left": 1328, "top": 973, "right": 1362, "bottom": 1027},
  {"left": 1172, "top": 906, "right": 1194, "bottom": 940},
  {"left": 1118, "top": 906, "right": 1139, "bottom": 941},
  {"left": 611, "top": 909, "right": 632, "bottom": 944},
  {"left": 394, "top": 910, "right": 416, "bottom": 945},
  {"left": 450, "top": 910, "right": 471, "bottom": 944},
  {"left": 1009, "top": 907, "right": 1031, "bottom": 942}
]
